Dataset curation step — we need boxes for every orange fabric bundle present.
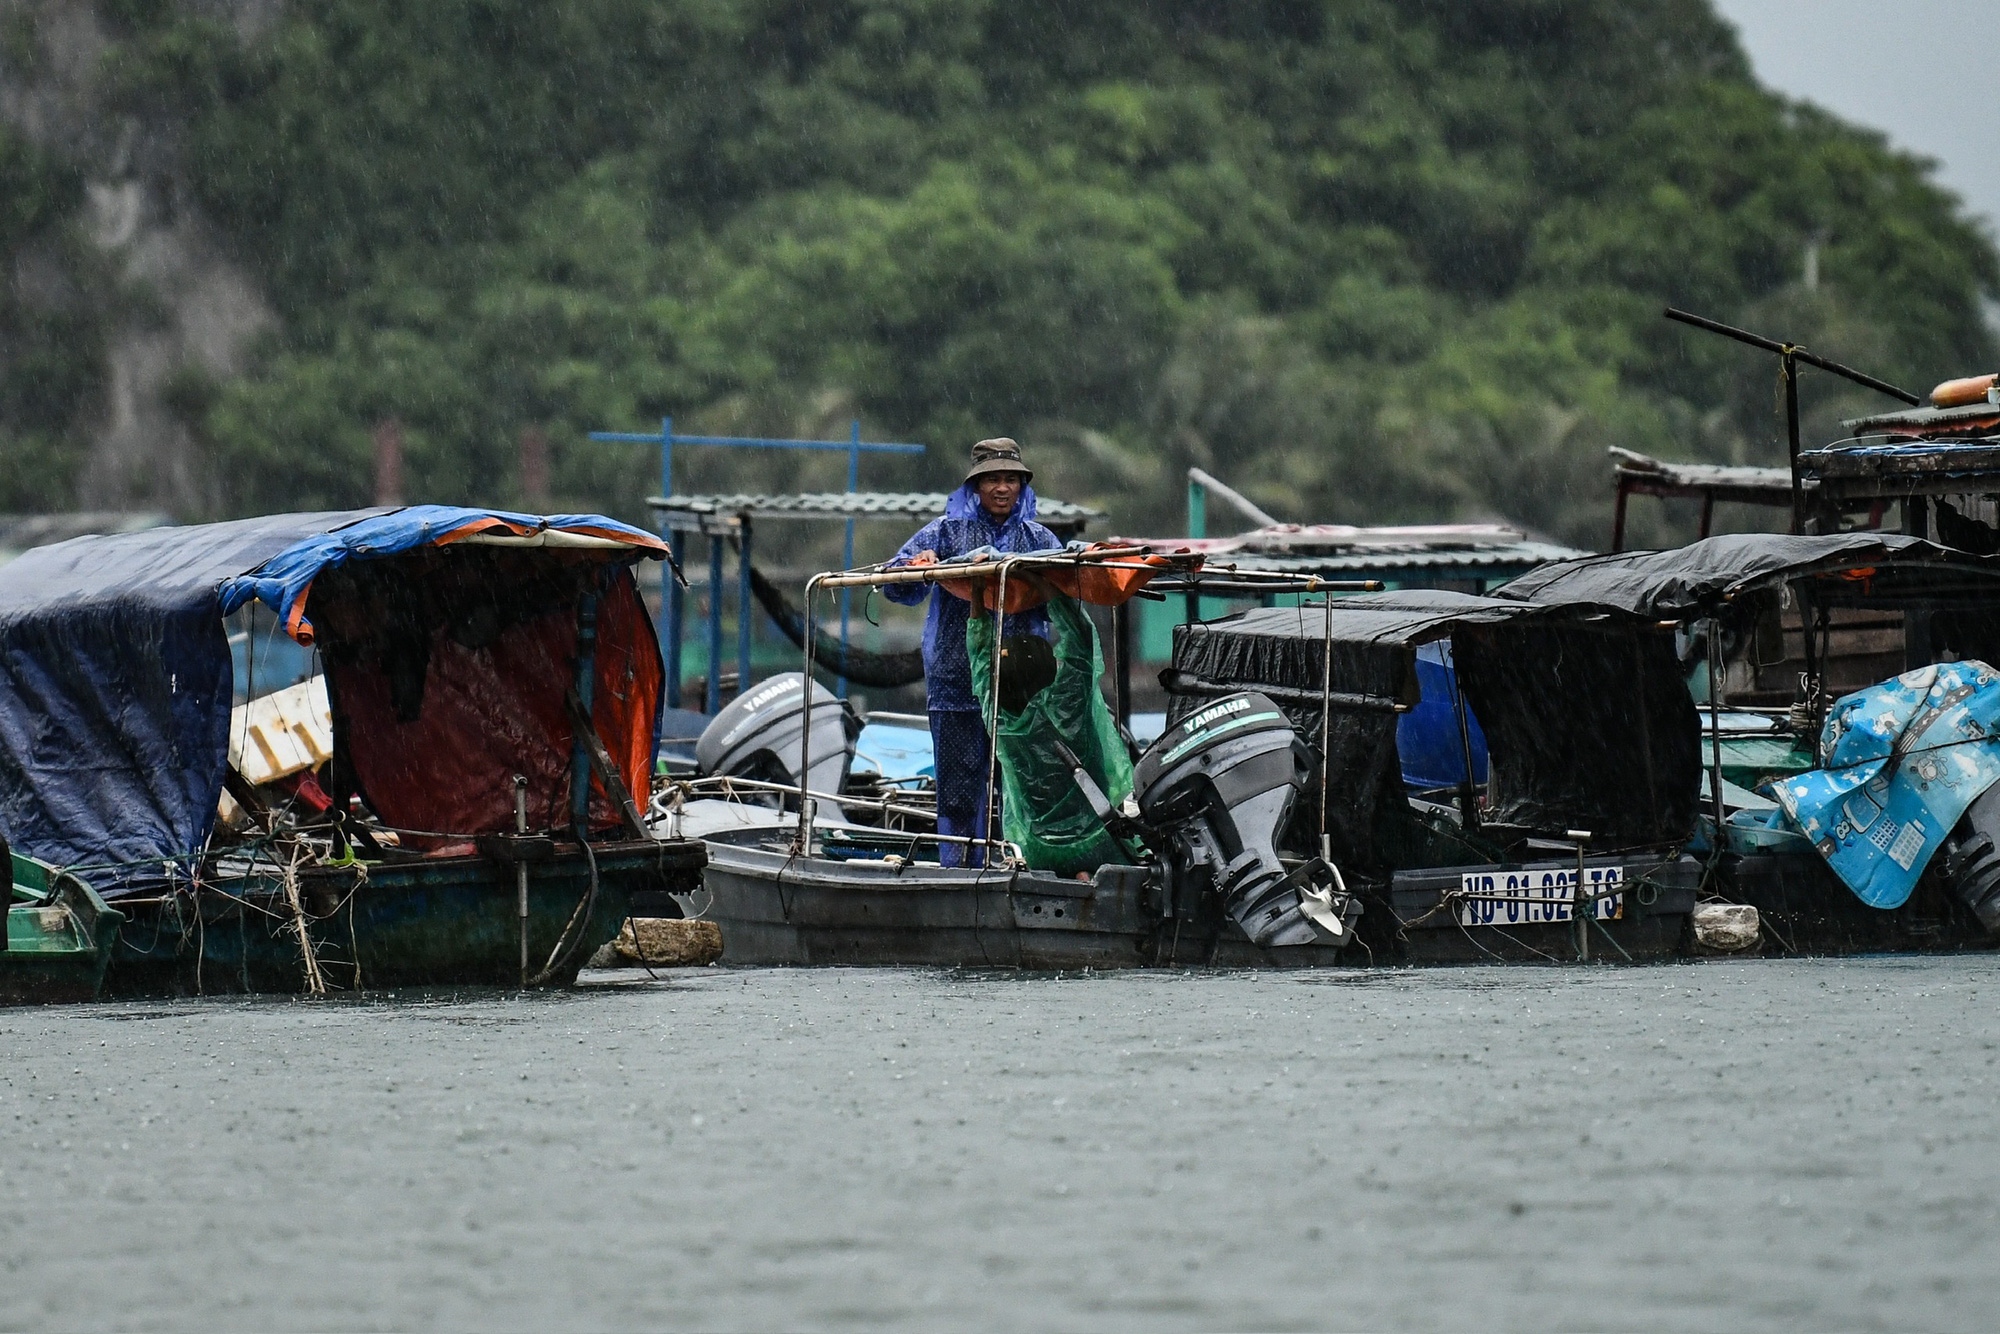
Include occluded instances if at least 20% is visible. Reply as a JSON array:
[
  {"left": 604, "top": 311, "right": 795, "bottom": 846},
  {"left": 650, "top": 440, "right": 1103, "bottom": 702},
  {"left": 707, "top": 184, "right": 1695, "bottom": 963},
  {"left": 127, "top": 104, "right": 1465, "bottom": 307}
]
[
  {"left": 936, "top": 546, "right": 1194, "bottom": 611},
  {"left": 1930, "top": 373, "right": 1998, "bottom": 408}
]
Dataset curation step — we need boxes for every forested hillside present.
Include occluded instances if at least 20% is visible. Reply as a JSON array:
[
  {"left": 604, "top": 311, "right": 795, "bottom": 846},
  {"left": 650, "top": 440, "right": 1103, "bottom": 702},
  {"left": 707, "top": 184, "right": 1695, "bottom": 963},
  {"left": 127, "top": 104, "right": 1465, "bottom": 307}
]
[{"left": 4, "top": 0, "right": 1995, "bottom": 550}]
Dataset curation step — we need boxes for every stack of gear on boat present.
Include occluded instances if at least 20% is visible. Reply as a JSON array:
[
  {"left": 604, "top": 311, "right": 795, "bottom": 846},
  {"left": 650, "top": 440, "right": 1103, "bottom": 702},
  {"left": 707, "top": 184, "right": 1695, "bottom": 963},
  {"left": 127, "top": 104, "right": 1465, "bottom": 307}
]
[
  {"left": 968, "top": 592, "right": 1142, "bottom": 875},
  {"left": 885, "top": 438, "right": 1061, "bottom": 866}
]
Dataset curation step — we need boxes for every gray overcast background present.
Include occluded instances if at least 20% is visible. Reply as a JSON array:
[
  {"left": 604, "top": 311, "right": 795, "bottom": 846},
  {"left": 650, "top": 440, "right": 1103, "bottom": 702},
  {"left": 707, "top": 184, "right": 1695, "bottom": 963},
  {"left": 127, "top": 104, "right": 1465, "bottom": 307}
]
[{"left": 1713, "top": 0, "right": 2000, "bottom": 234}]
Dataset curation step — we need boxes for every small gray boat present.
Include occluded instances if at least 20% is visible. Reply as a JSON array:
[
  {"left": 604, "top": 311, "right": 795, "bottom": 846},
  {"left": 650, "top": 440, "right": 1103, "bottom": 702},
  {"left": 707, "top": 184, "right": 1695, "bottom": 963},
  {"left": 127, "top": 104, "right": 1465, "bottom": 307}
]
[
  {"left": 691, "top": 826, "right": 1354, "bottom": 970},
  {"left": 663, "top": 550, "right": 1371, "bottom": 969}
]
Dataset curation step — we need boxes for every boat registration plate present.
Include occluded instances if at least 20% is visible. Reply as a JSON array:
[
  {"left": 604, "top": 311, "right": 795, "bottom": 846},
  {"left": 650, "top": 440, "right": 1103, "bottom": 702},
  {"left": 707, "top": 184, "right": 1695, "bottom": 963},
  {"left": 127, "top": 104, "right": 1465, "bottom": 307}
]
[{"left": 1457, "top": 867, "right": 1624, "bottom": 926}]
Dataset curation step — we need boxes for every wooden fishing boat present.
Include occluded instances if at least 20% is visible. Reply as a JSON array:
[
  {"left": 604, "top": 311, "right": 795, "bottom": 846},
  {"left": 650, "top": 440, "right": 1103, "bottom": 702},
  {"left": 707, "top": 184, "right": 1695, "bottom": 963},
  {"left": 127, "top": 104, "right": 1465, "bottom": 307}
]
[
  {"left": 0, "top": 505, "right": 706, "bottom": 995},
  {"left": 1, "top": 849, "right": 124, "bottom": 1004}
]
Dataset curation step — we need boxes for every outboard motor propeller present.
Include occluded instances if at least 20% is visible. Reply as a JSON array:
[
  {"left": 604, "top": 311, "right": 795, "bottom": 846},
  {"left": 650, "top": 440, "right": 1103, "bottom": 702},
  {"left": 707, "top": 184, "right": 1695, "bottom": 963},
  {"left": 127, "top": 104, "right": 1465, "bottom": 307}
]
[
  {"left": 1129, "top": 692, "right": 1356, "bottom": 947},
  {"left": 696, "top": 672, "right": 859, "bottom": 811}
]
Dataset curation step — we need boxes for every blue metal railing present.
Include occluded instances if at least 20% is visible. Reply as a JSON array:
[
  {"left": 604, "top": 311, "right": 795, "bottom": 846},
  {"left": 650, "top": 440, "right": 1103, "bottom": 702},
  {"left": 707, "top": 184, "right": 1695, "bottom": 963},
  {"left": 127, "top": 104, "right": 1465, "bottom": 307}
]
[{"left": 590, "top": 418, "right": 925, "bottom": 713}]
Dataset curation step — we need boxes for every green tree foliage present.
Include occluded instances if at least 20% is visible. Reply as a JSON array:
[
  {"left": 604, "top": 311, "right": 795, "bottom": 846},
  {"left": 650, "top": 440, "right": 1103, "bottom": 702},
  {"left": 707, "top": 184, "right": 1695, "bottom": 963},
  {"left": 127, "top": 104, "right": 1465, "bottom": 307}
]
[
  {"left": 103, "top": 0, "right": 2000, "bottom": 548},
  {"left": 0, "top": 123, "right": 104, "bottom": 511}
]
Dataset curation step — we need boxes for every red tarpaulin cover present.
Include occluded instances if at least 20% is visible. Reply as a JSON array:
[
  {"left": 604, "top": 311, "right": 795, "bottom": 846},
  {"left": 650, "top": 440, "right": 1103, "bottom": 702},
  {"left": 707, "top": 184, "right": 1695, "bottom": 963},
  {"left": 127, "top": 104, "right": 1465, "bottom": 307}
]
[{"left": 311, "top": 552, "right": 661, "bottom": 838}]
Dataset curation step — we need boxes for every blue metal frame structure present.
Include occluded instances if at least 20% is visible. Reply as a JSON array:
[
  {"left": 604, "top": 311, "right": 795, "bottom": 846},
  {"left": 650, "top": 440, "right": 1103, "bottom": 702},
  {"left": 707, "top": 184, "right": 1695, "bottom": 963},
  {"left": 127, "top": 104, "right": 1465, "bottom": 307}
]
[{"left": 590, "top": 418, "right": 924, "bottom": 713}]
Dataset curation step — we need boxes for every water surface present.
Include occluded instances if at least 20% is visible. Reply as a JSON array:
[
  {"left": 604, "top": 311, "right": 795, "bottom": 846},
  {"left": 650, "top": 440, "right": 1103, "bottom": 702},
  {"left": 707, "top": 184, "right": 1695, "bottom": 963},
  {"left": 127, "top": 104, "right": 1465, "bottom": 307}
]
[{"left": 0, "top": 958, "right": 1992, "bottom": 1330}]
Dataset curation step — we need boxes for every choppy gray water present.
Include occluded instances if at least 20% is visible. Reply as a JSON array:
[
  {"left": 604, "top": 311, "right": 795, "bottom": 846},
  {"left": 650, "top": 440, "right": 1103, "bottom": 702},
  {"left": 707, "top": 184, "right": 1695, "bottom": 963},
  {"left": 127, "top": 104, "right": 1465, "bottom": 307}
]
[{"left": 0, "top": 958, "right": 1994, "bottom": 1331}]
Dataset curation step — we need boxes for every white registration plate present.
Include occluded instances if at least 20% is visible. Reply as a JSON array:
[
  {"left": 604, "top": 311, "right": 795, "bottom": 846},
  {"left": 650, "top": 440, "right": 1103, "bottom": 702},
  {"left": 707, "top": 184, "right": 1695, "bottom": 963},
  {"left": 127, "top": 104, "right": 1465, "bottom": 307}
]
[{"left": 1457, "top": 867, "right": 1624, "bottom": 927}]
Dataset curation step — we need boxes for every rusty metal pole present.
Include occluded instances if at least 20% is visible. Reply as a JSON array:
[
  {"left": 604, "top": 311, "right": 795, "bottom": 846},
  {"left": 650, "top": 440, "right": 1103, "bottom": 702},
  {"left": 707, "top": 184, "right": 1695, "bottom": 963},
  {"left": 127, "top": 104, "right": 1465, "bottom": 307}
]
[
  {"left": 1784, "top": 349, "right": 1803, "bottom": 533},
  {"left": 1707, "top": 619, "right": 1727, "bottom": 840},
  {"left": 1569, "top": 830, "right": 1591, "bottom": 962},
  {"left": 519, "top": 425, "right": 550, "bottom": 510},
  {"left": 372, "top": 417, "right": 404, "bottom": 506}
]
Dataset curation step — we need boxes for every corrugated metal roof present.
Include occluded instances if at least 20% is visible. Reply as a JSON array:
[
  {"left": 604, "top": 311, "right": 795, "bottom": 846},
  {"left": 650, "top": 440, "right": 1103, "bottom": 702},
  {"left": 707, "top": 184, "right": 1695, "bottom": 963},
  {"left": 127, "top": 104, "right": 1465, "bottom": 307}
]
[
  {"left": 1844, "top": 401, "right": 2000, "bottom": 438},
  {"left": 1196, "top": 541, "right": 1584, "bottom": 579},
  {"left": 649, "top": 491, "right": 1104, "bottom": 530},
  {"left": 1609, "top": 446, "right": 1790, "bottom": 501}
]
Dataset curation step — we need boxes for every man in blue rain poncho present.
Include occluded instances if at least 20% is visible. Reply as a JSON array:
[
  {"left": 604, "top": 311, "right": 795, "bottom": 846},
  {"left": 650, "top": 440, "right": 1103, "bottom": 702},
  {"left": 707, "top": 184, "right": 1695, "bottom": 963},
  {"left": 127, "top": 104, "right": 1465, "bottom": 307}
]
[{"left": 885, "top": 438, "right": 1061, "bottom": 866}]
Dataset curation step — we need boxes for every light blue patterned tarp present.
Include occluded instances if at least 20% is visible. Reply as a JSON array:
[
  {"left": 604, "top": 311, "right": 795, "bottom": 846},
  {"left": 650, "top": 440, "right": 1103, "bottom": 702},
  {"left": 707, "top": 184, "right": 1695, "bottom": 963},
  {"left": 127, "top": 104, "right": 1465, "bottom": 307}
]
[{"left": 1772, "top": 661, "right": 2000, "bottom": 908}]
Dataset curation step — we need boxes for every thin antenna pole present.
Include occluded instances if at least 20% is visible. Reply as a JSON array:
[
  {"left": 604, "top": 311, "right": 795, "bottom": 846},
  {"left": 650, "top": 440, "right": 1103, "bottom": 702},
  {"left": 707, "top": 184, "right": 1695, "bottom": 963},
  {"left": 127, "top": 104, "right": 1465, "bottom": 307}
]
[
  {"left": 839, "top": 419, "right": 859, "bottom": 700},
  {"left": 792, "top": 576, "right": 825, "bottom": 856}
]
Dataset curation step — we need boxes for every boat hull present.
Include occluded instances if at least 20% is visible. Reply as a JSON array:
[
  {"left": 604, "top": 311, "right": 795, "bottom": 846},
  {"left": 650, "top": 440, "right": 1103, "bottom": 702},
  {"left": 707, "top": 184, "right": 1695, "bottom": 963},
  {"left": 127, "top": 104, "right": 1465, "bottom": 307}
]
[
  {"left": 698, "top": 835, "right": 1357, "bottom": 969},
  {"left": 1, "top": 857, "right": 125, "bottom": 1005},
  {"left": 105, "top": 838, "right": 706, "bottom": 995},
  {"left": 1721, "top": 849, "right": 1994, "bottom": 955},
  {"left": 1386, "top": 855, "right": 1703, "bottom": 964}
]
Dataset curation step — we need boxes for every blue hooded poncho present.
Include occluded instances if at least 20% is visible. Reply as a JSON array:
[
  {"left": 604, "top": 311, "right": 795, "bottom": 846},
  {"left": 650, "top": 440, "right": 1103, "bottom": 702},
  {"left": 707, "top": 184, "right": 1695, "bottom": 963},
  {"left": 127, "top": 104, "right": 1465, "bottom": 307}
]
[{"left": 884, "top": 482, "right": 1062, "bottom": 711}]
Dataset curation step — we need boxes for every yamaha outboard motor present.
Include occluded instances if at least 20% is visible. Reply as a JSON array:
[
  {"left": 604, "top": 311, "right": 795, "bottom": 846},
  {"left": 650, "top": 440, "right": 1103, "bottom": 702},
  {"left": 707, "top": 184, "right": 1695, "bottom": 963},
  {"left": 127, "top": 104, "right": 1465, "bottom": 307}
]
[
  {"left": 696, "top": 673, "right": 859, "bottom": 810},
  {"left": 1130, "top": 692, "right": 1356, "bottom": 947}
]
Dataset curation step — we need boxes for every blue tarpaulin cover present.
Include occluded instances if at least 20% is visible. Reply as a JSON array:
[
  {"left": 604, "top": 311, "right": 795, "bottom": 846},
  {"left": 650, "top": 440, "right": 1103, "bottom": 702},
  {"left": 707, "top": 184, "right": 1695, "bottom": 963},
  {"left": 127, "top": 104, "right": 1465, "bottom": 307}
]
[
  {"left": 1771, "top": 661, "right": 2000, "bottom": 908},
  {"left": 1397, "top": 642, "right": 1488, "bottom": 791},
  {"left": 0, "top": 506, "right": 663, "bottom": 893},
  {"left": 218, "top": 505, "right": 663, "bottom": 642}
]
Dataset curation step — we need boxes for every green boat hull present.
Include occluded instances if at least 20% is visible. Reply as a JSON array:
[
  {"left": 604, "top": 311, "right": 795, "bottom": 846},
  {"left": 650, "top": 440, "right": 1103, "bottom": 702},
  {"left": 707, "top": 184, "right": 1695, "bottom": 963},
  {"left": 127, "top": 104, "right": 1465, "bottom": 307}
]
[
  {"left": 105, "top": 838, "right": 706, "bottom": 996},
  {"left": 2, "top": 853, "right": 125, "bottom": 1005}
]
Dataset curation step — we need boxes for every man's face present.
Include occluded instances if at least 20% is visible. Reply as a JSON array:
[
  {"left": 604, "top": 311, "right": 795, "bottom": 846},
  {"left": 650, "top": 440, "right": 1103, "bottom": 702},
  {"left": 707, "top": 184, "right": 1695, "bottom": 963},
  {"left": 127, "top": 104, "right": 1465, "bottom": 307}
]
[{"left": 976, "top": 471, "right": 1025, "bottom": 519}]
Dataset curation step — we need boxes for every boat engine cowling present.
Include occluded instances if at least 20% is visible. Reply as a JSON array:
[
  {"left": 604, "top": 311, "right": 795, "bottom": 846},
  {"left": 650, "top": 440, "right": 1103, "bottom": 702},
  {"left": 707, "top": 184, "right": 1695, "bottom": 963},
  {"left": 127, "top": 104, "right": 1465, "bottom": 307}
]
[
  {"left": 1942, "top": 779, "right": 2000, "bottom": 935},
  {"left": 1132, "top": 692, "right": 1356, "bottom": 948},
  {"left": 696, "top": 672, "right": 859, "bottom": 807}
]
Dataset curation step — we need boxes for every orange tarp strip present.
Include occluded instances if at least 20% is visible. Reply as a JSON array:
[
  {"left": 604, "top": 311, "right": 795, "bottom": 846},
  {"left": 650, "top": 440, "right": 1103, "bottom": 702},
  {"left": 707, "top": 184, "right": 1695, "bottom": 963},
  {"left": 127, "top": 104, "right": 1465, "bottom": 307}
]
[{"left": 938, "top": 546, "right": 1192, "bottom": 612}]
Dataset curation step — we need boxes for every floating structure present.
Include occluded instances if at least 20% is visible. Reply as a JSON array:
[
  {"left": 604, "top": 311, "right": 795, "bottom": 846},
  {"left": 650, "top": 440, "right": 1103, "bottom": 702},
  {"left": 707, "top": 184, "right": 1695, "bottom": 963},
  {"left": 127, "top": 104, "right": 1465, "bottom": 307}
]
[{"left": 1643, "top": 308, "right": 2000, "bottom": 551}]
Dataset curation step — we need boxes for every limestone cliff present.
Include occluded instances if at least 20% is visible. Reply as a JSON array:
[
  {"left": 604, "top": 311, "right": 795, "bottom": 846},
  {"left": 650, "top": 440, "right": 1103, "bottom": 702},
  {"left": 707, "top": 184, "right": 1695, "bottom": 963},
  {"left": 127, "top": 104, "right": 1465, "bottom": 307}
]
[{"left": 0, "top": 0, "right": 277, "bottom": 517}]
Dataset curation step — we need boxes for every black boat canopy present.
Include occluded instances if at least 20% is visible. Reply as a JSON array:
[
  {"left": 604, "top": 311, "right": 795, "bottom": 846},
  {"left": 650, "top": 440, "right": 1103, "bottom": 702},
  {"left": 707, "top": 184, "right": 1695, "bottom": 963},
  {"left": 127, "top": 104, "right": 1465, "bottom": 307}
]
[
  {"left": 1170, "top": 590, "right": 1698, "bottom": 868},
  {"left": 1490, "top": 532, "right": 1993, "bottom": 618}
]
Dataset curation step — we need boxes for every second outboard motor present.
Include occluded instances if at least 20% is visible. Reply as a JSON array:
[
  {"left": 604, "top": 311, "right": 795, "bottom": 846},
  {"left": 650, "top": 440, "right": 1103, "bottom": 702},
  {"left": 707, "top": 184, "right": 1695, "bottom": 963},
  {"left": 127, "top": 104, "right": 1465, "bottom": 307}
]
[
  {"left": 1131, "top": 692, "right": 1355, "bottom": 947},
  {"left": 1941, "top": 780, "right": 2000, "bottom": 935},
  {"left": 696, "top": 672, "right": 859, "bottom": 809}
]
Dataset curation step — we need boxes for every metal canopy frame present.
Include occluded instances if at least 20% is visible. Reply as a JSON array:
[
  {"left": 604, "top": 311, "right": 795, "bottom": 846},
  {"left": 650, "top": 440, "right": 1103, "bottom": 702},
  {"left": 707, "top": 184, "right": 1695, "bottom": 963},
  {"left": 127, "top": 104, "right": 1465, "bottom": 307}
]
[
  {"left": 589, "top": 418, "right": 924, "bottom": 713},
  {"left": 786, "top": 550, "right": 1361, "bottom": 861},
  {"left": 645, "top": 488, "right": 1106, "bottom": 716}
]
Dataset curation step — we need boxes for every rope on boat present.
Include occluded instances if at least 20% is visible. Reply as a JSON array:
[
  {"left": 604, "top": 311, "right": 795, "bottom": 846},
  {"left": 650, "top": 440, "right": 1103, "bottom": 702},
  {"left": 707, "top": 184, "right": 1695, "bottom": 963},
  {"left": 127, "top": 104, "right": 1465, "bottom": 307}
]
[{"left": 528, "top": 834, "right": 600, "bottom": 987}]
